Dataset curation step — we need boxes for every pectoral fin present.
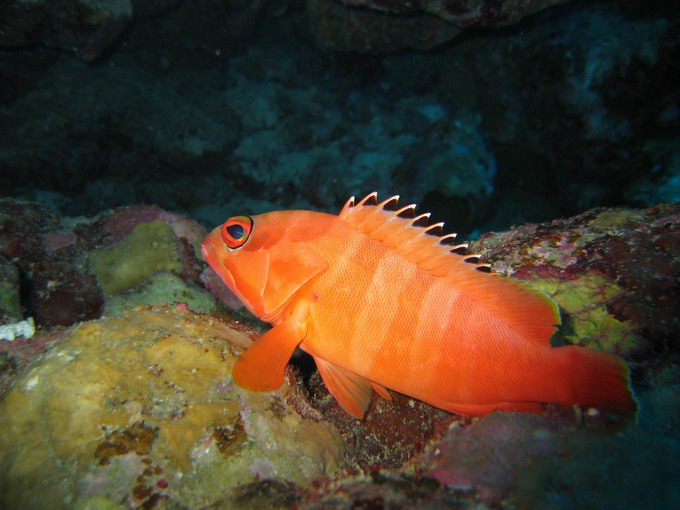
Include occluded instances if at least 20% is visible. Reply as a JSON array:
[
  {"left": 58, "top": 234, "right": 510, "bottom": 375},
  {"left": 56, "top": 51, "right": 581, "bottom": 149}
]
[
  {"left": 315, "top": 357, "right": 375, "bottom": 419},
  {"left": 232, "top": 318, "right": 305, "bottom": 392}
]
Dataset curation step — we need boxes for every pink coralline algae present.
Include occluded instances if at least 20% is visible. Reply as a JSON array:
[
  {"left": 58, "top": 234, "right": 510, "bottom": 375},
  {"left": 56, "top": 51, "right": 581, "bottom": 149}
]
[
  {"left": 423, "top": 408, "right": 679, "bottom": 508},
  {"left": 43, "top": 231, "right": 78, "bottom": 255},
  {"left": 102, "top": 205, "right": 166, "bottom": 239},
  {"left": 425, "top": 412, "right": 565, "bottom": 504}
]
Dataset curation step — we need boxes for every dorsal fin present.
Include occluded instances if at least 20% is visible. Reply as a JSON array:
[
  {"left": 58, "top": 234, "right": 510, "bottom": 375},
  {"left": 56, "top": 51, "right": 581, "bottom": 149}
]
[{"left": 339, "top": 193, "right": 560, "bottom": 346}]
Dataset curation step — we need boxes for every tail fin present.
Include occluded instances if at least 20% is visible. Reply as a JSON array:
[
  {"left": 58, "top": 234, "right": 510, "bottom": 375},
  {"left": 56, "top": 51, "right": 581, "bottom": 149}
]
[{"left": 551, "top": 345, "right": 637, "bottom": 418}]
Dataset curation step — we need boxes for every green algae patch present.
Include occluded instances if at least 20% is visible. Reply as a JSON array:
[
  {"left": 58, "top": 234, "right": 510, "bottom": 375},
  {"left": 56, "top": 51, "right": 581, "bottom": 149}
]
[
  {"left": 0, "top": 305, "right": 345, "bottom": 510},
  {"left": 104, "top": 271, "right": 217, "bottom": 316},
  {"left": 74, "top": 495, "right": 125, "bottom": 510},
  {"left": 588, "top": 209, "right": 645, "bottom": 233},
  {"left": 89, "top": 221, "right": 183, "bottom": 295},
  {"left": 0, "top": 256, "right": 21, "bottom": 323},
  {"left": 531, "top": 275, "right": 639, "bottom": 354}
]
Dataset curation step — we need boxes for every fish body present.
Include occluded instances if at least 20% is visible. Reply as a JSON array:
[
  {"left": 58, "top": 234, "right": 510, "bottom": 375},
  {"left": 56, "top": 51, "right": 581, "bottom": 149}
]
[{"left": 202, "top": 193, "right": 636, "bottom": 419}]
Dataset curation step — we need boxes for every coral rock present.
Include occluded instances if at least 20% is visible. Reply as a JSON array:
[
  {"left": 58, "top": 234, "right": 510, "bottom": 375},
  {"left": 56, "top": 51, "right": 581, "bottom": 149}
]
[
  {"left": 0, "top": 0, "right": 182, "bottom": 61},
  {"left": 0, "top": 0, "right": 133, "bottom": 61},
  {"left": 307, "top": 0, "right": 461, "bottom": 53},
  {"left": 104, "top": 272, "right": 217, "bottom": 316},
  {"left": 0, "top": 200, "right": 211, "bottom": 329},
  {"left": 89, "top": 220, "right": 184, "bottom": 295},
  {"left": 424, "top": 410, "right": 680, "bottom": 507},
  {"left": 307, "top": 0, "right": 569, "bottom": 53},
  {"left": 0, "top": 255, "right": 21, "bottom": 325},
  {"left": 334, "top": 0, "right": 567, "bottom": 26},
  {"left": 0, "top": 305, "right": 345, "bottom": 509},
  {"left": 470, "top": 203, "right": 680, "bottom": 360}
]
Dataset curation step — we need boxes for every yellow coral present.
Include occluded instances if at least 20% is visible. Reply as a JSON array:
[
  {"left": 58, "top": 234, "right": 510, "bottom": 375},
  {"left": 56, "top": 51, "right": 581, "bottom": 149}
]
[
  {"left": 89, "top": 221, "right": 183, "bottom": 295},
  {"left": 0, "top": 305, "right": 344, "bottom": 509}
]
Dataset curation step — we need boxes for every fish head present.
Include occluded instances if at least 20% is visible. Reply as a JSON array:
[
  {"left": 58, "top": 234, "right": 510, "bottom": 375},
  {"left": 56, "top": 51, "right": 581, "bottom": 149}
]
[{"left": 202, "top": 210, "right": 328, "bottom": 323}]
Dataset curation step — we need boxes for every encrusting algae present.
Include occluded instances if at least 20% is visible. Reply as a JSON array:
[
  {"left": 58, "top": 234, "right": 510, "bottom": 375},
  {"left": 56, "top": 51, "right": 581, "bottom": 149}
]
[
  {"left": 89, "top": 220, "right": 184, "bottom": 296},
  {"left": 530, "top": 275, "right": 640, "bottom": 355},
  {"left": 0, "top": 304, "right": 344, "bottom": 510}
]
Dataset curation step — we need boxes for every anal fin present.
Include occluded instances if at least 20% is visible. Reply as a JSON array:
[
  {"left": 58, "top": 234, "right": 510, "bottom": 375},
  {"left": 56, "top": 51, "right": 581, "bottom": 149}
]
[{"left": 315, "top": 357, "right": 374, "bottom": 419}]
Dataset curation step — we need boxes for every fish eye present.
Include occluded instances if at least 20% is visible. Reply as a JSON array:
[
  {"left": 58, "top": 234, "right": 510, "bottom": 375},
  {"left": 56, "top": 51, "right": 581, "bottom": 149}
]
[{"left": 221, "top": 215, "right": 253, "bottom": 249}]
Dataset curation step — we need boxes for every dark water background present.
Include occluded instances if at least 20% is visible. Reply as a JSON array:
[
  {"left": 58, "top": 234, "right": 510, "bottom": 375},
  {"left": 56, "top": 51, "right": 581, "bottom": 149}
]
[{"left": 1, "top": 0, "right": 678, "bottom": 238}]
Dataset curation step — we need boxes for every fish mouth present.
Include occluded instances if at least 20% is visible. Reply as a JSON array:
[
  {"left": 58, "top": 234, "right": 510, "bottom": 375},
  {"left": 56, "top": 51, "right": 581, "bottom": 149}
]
[
  {"left": 201, "top": 232, "right": 238, "bottom": 291},
  {"left": 201, "top": 229, "right": 221, "bottom": 264},
  {"left": 200, "top": 237, "right": 215, "bottom": 265}
]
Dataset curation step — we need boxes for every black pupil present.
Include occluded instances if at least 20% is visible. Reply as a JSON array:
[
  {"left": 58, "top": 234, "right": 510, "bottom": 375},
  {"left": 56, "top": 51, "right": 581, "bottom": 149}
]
[{"left": 226, "top": 223, "right": 245, "bottom": 240}]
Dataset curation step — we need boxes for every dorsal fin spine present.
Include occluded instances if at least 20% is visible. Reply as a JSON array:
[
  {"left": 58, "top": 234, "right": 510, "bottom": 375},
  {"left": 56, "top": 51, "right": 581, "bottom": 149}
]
[
  {"left": 438, "top": 233, "right": 458, "bottom": 245},
  {"left": 410, "top": 213, "right": 431, "bottom": 228},
  {"left": 378, "top": 195, "right": 400, "bottom": 211},
  {"left": 340, "top": 196, "right": 356, "bottom": 216},
  {"left": 395, "top": 204, "right": 417, "bottom": 218},
  {"left": 358, "top": 192, "right": 378, "bottom": 207},
  {"left": 425, "top": 222, "right": 445, "bottom": 236}
]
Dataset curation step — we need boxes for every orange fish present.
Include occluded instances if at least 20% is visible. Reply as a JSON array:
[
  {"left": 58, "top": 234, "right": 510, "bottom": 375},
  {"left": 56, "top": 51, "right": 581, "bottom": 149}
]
[{"left": 202, "top": 193, "right": 636, "bottom": 419}]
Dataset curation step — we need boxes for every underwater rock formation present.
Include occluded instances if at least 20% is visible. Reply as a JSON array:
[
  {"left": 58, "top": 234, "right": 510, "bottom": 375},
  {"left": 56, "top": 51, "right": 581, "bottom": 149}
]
[
  {"left": 307, "top": 0, "right": 569, "bottom": 52},
  {"left": 0, "top": 255, "right": 21, "bottom": 327},
  {"left": 0, "top": 0, "right": 182, "bottom": 61},
  {"left": 0, "top": 0, "right": 133, "bottom": 61},
  {"left": 0, "top": 201, "right": 223, "bottom": 396},
  {"left": 0, "top": 305, "right": 345, "bottom": 509},
  {"left": 423, "top": 409, "right": 680, "bottom": 508},
  {"left": 0, "top": 0, "right": 293, "bottom": 61},
  {"left": 0, "top": 199, "right": 679, "bottom": 508},
  {"left": 307, "top": 0, "right": 461, "bottom": 53},
  {"left": 334, "top": 0, "right": 568, "bottom": 25},
  {"left": 470, "top": 202, "right": 680, "bottom": 363},
  {"left": 0, "top": 200, "right": 209, "bottom": 329}
]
